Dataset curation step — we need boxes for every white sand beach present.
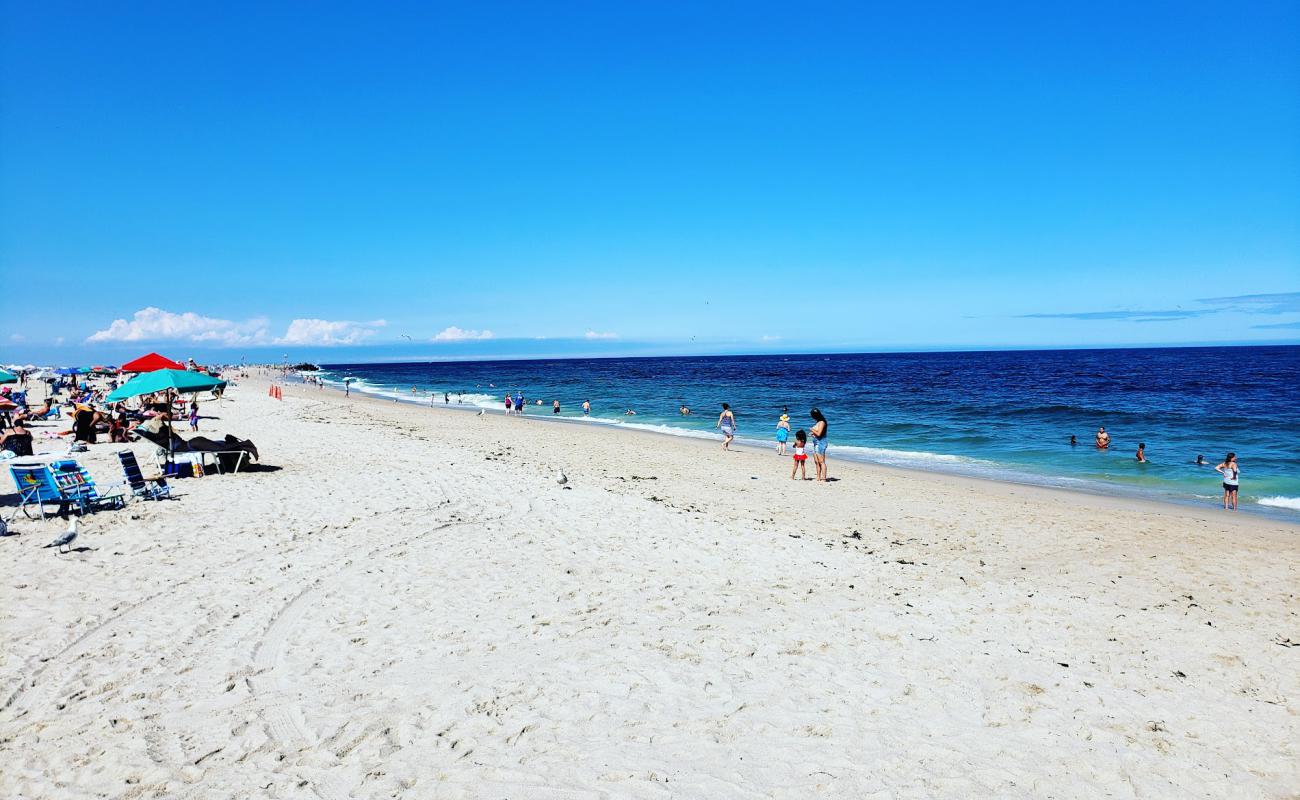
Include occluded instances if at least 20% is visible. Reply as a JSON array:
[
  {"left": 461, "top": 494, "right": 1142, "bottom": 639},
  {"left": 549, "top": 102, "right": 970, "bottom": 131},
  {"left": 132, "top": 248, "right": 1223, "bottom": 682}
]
[{"left": 2, "top": 375, "right": 1298, "bottom": 799}]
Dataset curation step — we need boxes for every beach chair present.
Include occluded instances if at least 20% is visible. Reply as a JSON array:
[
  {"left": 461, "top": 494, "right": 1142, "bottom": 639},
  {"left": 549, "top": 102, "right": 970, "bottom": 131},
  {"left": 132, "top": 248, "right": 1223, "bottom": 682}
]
[
  {"left": 48, "top": 459, "right": 126, "bottom": 515},
  {"left": 8, "top": 460, "right": 119, "bottom": 519},
  {"left": 117, "top": 450, "right": 170, "bottom": 500},
  {"left": 9, "top": 462, "right": 74, "bottom": 519}
]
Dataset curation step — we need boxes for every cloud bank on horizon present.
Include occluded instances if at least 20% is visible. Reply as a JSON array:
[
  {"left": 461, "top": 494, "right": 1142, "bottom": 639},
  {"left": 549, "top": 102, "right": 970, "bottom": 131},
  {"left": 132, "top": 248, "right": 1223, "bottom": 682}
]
[
  {"left": 1017, "top": 291, "right": 1300, "bottom": 327},
  {"left": 39, "top": 290, "right": 1296, "bottom": 362}
]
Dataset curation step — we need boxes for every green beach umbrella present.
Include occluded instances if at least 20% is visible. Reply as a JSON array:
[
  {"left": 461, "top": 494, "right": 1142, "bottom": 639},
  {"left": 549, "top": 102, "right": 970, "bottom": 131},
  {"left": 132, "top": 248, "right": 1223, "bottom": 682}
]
[
  {"left": 106, "top": 369, "right": 226, "bottom": 403},
  {"left": 0, "top": 368, "right": 16, "bottom": 384}
]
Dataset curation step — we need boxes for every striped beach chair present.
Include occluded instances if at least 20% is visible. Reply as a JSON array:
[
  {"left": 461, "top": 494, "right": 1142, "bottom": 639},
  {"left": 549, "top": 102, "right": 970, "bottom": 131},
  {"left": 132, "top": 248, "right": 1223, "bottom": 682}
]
[
  {"left": 117, "top": 450, "right": 170, "bottom": 500},
  {"left": 48, "top": 459, "right": 126, "bottom": 515}
]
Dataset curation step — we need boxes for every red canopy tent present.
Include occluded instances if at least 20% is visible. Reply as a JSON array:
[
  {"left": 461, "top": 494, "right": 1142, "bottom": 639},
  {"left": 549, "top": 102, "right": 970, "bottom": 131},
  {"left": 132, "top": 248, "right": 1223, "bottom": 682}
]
[{"left": 120, "top": 352, "right": 185, "bottom": 373}]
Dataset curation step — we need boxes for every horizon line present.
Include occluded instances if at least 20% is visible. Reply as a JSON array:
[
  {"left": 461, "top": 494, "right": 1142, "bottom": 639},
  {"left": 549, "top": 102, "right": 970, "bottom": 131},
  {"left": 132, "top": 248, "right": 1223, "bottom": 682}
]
[{"left": 306, "top": 340, "right": 1300, "bottom": 368}]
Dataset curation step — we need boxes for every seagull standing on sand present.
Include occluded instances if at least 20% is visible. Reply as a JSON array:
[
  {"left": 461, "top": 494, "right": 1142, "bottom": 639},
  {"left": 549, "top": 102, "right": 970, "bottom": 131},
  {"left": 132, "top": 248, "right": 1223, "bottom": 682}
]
[
  {"left": 555, "top": 471, "right": 568, "bottom": 486},
  {"left": 47, "top": 519, "right": 78, "bottom": 553}
]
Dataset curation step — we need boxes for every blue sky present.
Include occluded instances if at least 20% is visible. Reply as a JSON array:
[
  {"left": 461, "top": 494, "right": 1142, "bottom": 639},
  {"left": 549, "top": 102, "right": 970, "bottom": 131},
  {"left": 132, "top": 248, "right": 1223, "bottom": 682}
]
[{"left": 2, "top": 1, "right": 1297, "bottom": 364}]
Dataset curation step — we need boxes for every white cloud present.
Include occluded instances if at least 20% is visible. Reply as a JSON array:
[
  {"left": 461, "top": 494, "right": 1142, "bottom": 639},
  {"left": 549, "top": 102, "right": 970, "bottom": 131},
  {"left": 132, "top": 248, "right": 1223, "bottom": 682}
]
[
  {"left": 87, "top": 307, "right": 270, "bottom": 346},
  {"left": 433, "top": 326, "right": 494, "bottom": 341},
  {"left": 9, "top": 333, "right": 24, "bottom": 342},
  {"left": 760, "top": 334, "right": 782, "bottom": 342},
  {"left": 584, "top": 329, "right": 618, "bottom": 340},
  {"left": 277, "top": 318, "right": 387, "bottom": 346}
]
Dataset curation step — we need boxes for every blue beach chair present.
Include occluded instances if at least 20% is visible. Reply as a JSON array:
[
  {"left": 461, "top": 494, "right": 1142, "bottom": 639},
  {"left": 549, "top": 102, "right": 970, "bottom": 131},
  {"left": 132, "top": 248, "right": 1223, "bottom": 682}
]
[
  {"left": 8, "top": 460, "right": 120, "bottom": 519},
  {"left": 49, "top": 459, "right": 126, "bottom": 514},
  {"left": 9, "top": 462, "right": 73, "bottom": 519},
  {"left": 117, "top": 450, "right": 170, "bottom": 501}
]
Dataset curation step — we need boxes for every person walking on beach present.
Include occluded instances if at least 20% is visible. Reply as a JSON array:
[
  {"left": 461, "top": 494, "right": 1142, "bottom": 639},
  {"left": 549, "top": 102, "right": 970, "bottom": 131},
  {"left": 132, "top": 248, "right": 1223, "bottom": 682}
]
[
  {"left": 189, "top": 399, "right": 200, "bottom": 432},
  {"left": 791, "top": 430, "right": 808, "bottom": 480},
  {"left": 717, "top": 403, "right": 737, "bottom": 450},
  {"left": 1216, "top": 453, "right": 1239, "bottom": 510},
  {"left": 504, "top": 393, "right": 512, "bottom": 413},
  {"left": 515, "top": 392, "right": 525, "bottom": 415},
  {"left": 775, "top": 412, "right": 791, "bottom": 455},
  {"left": 809, "top": 407, "right": 829, "bottom": 482},
  {"left": 1095, "top": 427, "right": 1111, "bottom": 449}
]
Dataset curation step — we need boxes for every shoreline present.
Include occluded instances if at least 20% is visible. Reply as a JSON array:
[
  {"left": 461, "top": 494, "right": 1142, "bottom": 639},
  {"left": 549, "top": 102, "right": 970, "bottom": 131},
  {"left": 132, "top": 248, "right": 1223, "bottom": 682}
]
[{"left": 299, "top": 372, "right": 1300, "bottom": 534}]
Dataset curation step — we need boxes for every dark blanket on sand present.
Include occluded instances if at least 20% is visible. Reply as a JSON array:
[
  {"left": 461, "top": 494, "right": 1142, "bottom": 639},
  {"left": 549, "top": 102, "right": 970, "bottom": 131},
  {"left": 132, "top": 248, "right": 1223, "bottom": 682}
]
[{"left": 135, "top": 427, "right": 260, "bottom": 461}]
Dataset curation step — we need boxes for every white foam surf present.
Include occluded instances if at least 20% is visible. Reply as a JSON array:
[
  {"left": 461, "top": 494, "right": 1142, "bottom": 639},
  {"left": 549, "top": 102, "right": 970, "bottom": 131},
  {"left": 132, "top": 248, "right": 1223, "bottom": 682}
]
[{"left": 1257, "top": 496, "right": 1300, "bottom": 511}]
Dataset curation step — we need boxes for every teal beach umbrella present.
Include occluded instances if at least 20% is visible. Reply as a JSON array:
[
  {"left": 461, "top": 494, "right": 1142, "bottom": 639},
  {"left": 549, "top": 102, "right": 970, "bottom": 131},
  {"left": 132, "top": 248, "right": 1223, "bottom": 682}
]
[
  {"left": 0, "top": 368, "right": 16, "bottom": 384},
  {"left": 106, "top": 369, "right": 226, "bottom": 403}
]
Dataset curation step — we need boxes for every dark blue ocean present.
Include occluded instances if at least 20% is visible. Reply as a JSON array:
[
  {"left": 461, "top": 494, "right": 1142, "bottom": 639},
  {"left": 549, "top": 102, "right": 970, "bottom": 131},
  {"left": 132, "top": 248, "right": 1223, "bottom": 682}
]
[{"left": 315, "top": 346, "right": 1300, "bottom": 520}]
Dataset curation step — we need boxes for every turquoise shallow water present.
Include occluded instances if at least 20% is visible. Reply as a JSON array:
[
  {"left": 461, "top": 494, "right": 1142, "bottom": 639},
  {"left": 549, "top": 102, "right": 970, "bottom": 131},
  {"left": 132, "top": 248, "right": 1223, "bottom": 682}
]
[{"left": 314, "top": 346, "right": 1300, "bottom": 521}]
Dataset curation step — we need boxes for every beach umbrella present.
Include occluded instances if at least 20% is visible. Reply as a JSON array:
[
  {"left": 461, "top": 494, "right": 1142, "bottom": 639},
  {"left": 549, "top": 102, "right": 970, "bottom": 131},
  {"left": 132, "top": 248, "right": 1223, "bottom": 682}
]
[
  {"left": 106, "top": 369, "right": 226, "bottom": 403},
  {"left": 55, "top": 367, "right": 81, "bottom": 376},
  {"left": 120, "top": 352, "right": 185, "bottom": 373},
  {"left": 0, "top": 368, "right": 16, "bottom": 384}
]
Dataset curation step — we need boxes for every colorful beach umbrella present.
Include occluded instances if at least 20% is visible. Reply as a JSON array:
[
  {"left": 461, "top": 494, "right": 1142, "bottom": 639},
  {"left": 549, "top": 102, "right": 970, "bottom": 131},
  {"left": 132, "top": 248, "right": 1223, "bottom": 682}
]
[
  {"left": 105, "top": 369, "right": 226, "bottom": 403},
  {"left": 55, "top": 367, "right": 81, "bottom": 376},
  {"left": 120, "top": 352, "right": 185, "bottom": 373},
  {"left": 0, "top": 368, "right": 16, "bottom": 384}
]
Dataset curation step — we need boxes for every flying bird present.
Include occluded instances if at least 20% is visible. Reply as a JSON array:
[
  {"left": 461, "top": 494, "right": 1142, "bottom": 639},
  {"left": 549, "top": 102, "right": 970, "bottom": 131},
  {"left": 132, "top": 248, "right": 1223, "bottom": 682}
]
[
  {"left": 400, "top": 334, "right": 413, "bottom": 341},
  {"left": 47, "top": 519, "right": 78, "bottom": 553}
]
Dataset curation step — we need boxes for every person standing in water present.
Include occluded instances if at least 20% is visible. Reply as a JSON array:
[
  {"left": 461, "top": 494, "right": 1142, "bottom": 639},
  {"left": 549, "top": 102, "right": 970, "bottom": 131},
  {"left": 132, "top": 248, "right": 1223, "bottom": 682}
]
[
  {"left": 1095, "top": 427, "right": 1111, "bottom": 449},
  {"left": 809, "top": 407, "right": 829, "bottom": 481},
  {"left": 1215, "top": 453, "right": 1239, "bottom": 511},
  {"left": 582, "top": 399, "right": 591, "bottom": 416},
  {"left": 553, "top": 399, "right": 561, "bottom": 415},
  {"left": 775, "top": 412, "right": 791, "bottom": 455},
  {"left": 1136, "top": 442, "right": 1147, "bottom": 462},
  {"left": 717, "top": 403, "right": 737, "bottom": 450}
]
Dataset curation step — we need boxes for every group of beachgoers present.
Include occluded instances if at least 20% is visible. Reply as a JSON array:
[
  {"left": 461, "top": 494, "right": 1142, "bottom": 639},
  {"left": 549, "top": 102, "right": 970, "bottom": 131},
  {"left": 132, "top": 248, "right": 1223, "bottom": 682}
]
[
  {"left": 715, "top": 403, "right": 832, "bottom": 482},
  {"left": 1076, "top": 426, "right": 1242, "bottom": 511},
  {"left": 0, "top": 377, "right": 205, "bottom": 459}
]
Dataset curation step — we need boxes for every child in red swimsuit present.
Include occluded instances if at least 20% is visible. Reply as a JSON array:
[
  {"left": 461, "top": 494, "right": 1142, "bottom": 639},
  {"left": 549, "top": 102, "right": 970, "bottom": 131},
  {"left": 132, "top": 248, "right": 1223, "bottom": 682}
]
[{"left": 791, "top": 430, "right": 808, "bottom": 480}]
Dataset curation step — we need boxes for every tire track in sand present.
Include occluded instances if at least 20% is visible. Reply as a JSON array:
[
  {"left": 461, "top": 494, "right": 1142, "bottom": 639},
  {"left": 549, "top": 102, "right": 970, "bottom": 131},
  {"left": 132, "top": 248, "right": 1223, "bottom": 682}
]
[
  {"left": 247, "top": 494, "right": 532, "bottom": 800},
  {"left": 0, "top": 486, "right": 459, "bottom": 730}
]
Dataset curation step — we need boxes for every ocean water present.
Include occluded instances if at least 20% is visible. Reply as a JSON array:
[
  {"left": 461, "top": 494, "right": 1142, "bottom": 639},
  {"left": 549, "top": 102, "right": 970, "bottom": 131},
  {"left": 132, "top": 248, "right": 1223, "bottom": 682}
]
[{"left": 311, "top": 346, "right": 1300, "bottom": 520}]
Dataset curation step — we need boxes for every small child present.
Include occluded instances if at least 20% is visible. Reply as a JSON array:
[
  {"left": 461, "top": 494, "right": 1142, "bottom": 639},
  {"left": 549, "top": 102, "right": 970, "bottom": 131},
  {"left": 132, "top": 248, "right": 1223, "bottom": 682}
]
[
  {"left": 188, "top": 400, "right": 199, "bottom": 432},
  {"left": 791, "top": 430, "right": 808, "bottom": 480},
  {"left": 775, "top": 413, "right": 791, "bottom": 455}
]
